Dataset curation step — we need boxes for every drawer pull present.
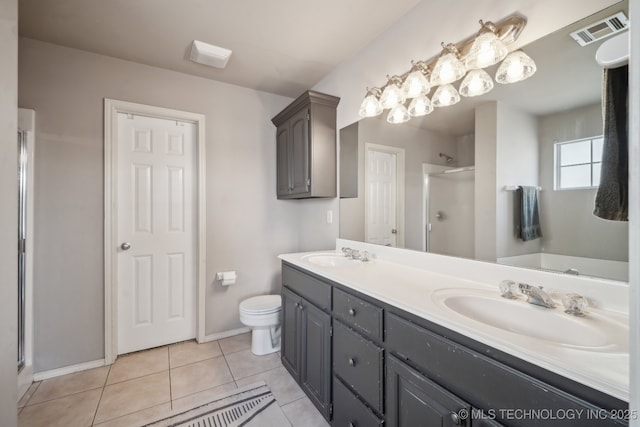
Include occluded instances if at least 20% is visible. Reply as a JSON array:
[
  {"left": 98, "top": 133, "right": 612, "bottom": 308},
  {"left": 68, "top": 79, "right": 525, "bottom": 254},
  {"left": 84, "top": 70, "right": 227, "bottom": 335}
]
[
  {"left": 348, "top": 357, "right": 356, "bottom": 367},
  {"left": 348, "top": 308, "right": 356, "bottom": 316},
  {"left": 450, "top": 411, "right": 461, "bottom": 425}
]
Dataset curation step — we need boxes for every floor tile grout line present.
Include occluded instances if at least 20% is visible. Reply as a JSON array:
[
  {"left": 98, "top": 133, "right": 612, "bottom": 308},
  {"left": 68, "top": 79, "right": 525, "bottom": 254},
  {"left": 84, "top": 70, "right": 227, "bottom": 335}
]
[
  {"left": 90, "top": 361, "right": 113, "bottom": 426},
  {"left": 167, "top": 346, "right": 174, "bottom": 411},
  {"left": 19, "top": 380, "right": 42, "bottom": 408}
]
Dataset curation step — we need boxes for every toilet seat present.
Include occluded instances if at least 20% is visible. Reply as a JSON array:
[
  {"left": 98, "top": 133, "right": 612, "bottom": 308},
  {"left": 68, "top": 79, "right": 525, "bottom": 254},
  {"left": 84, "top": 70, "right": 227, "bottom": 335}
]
[{"left": 239, "top": 295, "right": 281, "bottom": 315}]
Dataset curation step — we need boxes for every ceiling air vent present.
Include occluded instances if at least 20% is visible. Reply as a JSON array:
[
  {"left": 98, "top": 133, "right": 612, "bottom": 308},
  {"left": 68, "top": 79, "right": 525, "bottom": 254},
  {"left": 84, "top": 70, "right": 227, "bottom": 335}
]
[{"left": 569, "top": 11, "right": 629, "bottom": 47}]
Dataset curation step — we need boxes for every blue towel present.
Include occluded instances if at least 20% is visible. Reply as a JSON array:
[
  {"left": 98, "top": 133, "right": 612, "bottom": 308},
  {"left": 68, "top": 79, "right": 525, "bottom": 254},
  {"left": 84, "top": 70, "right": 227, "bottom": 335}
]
[{"left": 518, "top": 186, "right": 542, "bottom": 241}]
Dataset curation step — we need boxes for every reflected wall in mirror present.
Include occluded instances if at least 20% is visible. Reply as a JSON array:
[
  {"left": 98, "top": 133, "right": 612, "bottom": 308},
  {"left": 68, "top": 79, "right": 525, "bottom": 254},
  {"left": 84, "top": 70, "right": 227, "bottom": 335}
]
[{"left": 339, "top": 1, "right": 629, "bottom": 282}]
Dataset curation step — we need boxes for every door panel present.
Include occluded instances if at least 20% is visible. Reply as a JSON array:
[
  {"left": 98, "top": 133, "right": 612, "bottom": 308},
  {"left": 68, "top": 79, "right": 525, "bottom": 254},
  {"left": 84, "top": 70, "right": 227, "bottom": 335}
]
[
  {"left": 281, "top": 287, "right": 301, "bottom": 380},
  {"left": 366, "top": 149, "right": 397, "bottom": 246},
  {"left": 117, "top": 113, "right": 196, "bottom": 354},
  {"left": 289, "top": 108, "right": 310, "bottom": 195},
  {"left": 301, "top": 302, "right": 331, "bottom": 418}
]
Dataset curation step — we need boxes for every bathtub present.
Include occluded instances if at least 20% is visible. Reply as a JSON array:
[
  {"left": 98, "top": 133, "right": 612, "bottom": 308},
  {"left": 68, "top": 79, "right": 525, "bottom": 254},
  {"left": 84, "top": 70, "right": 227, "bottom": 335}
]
[{"left": 497, "top": 253, "right": 628, "bottom": 282}]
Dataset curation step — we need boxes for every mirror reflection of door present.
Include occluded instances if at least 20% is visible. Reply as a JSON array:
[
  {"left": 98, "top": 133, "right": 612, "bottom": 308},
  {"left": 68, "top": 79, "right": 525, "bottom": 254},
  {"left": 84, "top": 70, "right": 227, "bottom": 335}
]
[
  {"left": 427, "top": 168, "right": 475, "bottom": 259},
  {"left": 365, "top": 144, "right": 405, "bottom": 247}
]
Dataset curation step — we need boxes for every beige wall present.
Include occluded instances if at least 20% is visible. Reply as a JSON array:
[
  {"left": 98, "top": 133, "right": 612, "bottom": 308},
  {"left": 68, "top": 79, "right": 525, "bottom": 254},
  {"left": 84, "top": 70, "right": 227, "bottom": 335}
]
[
  {"left": 539, "top": 103, "right": 628, "bottom": 261},
  {"left": 345, "top": 116, "right": 457, "bottom": 251},
  {"left": 496, "top": 102, "right": 541, "bottom": 259},
  {"left": 19, "top": 38, "right": 302, "bottom": 372},
  {"left": 0, "top": 0, "right": 18, "bottom": 425}
]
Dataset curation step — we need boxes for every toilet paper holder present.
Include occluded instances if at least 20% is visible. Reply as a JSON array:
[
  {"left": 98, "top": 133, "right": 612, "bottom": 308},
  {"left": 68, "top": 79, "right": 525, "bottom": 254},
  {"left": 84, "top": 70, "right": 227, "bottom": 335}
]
[{"left": 216, "top": 271, "right": 237, "bottom": 286}]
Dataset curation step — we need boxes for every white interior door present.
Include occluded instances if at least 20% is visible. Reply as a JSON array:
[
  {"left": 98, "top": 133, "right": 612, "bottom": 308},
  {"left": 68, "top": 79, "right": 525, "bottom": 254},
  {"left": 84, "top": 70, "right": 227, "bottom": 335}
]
[
  {"left": 117, "top": 113, "right": 196, "bottom": 354},
  {"left": 366, "top": 149, "right": 397, "bottom": 246}
]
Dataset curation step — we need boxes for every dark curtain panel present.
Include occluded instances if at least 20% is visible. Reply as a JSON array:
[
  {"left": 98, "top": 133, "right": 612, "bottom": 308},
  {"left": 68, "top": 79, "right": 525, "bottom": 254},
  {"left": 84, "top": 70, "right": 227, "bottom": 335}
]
[{"left": 594, "top": 64, "right": 628, "bottom": 221}]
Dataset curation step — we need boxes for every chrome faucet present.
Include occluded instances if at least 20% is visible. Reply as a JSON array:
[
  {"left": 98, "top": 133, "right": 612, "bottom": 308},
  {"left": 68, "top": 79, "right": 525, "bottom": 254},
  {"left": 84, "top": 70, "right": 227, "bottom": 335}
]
[{"left": 518, "top": 283, "right": 556, "bottom": 308}]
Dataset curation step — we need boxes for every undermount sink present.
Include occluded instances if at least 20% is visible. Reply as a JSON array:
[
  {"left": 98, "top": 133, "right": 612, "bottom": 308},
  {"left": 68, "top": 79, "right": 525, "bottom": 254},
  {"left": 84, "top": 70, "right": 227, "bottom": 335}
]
[
  {"left": 432, "top": 288, "right": 628, "bottom": 352},
  {"left": 302, "top": 253, "right": 359, "bottom": 268}
]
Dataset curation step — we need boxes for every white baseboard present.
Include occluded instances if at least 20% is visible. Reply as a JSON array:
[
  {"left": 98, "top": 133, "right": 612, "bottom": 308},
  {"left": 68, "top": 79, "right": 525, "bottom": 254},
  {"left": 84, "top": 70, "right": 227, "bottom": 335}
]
[
  {"left": 31, "top": 328, "right": 249, "bottom": 381},
  {"left": 200, "top": 327, "right": 251, "bottom": 343},
  {"left": 33, "top": 359, "right": 106, "bottom": 382}
]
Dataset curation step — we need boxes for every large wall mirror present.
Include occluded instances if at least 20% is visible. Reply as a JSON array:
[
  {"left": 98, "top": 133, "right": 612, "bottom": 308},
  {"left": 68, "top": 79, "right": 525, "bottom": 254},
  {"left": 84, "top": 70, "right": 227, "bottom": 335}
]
[{"left": 339, "top": 1, "right": 629, "bottom": 282}]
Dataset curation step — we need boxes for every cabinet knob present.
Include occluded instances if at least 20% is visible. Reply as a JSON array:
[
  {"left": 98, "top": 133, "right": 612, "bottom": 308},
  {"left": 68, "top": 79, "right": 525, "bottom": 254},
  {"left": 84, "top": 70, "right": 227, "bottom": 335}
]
[
  {"left": 348, "top": 358, "right": 356, "bottom": 367},
  {"left": 450, "top": 411, "right": 461, "bottom": 425},
  {"left": 348, "top": 308, "right": 356, "bottom": 316},
  {"left": 349, "top": 422, "right": 356, "bottom": 427}
]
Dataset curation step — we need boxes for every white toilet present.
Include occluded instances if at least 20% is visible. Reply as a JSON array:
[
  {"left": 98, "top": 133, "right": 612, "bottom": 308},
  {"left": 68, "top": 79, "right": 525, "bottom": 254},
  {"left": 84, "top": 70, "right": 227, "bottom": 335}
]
[{"left": 239, "top": 294, "right": 282, "bottom": 355}]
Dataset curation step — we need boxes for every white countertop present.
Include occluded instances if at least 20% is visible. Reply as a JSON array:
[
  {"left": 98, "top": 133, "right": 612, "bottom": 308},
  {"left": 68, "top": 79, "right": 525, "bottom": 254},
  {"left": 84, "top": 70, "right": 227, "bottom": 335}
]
[{"left": 279, "top": 249, "right": 629, "bottom": 402}]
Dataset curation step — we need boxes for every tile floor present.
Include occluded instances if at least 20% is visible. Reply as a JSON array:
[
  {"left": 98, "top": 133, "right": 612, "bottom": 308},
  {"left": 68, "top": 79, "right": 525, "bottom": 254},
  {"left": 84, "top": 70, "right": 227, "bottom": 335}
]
[{"left": 18, "top": 333, "right": 330, "bottom": 427}]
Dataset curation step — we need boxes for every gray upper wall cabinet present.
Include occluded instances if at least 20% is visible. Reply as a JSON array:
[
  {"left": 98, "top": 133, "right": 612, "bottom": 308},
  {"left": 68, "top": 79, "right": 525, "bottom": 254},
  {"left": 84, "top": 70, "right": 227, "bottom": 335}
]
[{"left": 272, "top": 90, "right": 340, "bottom": 199}]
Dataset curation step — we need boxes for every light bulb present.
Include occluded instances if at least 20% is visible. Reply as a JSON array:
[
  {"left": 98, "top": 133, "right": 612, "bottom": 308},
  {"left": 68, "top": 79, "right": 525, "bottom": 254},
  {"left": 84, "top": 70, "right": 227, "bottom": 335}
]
[
  {"left": 358, "top": 93, "right": 383, "bottom": 117},
  {"left": 495, "top": 50, "right": 537, "bottom": 84},
  {"left": 387, "top": 104, "right": 410, "bottom": 124},
  {"left": 432, "top": 84, "right": 460, "bottom": 107},
  {"left": 408, "top": 95, "right": 433, "bottom": 117},
  {"left": 402, "top": 70, "right": 430, "bottom": 99},
  {"left": 459, "top": 69, "right": 494, "bottom": 97},
  {"left": 380, "top": 81, "right": 406, "bottom": 109},
  {"left": 465, "top": 30, "right": 508, "bottom": 70},
  {"left": 431, "top": 51, "right": 466, "bottom": 86}
]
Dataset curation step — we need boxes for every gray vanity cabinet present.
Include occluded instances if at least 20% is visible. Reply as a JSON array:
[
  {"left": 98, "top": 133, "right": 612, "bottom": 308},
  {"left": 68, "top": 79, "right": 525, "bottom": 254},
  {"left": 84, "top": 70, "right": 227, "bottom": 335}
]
[
  {"left": 386, "top": 355, "right": 471, "bottom": 427},
  {"left": 281, "top": 266, "right": 332, "bottom": 420},
  {"left": 281, "top": 262, "right": 628, "bottom": 427},
  {"left": 272, "top": 90, "right": 340, "bottom": 199}
]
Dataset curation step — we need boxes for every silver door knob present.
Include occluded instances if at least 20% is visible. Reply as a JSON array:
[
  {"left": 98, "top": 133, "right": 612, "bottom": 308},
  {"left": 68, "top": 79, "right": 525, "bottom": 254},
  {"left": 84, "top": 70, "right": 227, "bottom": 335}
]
[{"left": 120, "top": 242, "right": 131, "bottom": 251}]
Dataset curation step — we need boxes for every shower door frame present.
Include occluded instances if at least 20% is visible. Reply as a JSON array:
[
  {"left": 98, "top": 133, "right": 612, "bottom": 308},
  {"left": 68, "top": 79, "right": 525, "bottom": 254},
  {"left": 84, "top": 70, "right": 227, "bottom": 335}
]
[{"left": 17, "top": 108, "right": 35, "bottom": 399}]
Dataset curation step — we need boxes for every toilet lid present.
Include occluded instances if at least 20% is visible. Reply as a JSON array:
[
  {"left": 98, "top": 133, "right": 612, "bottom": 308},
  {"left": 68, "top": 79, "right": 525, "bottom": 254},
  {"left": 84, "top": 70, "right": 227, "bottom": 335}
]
[{"left": 240, "top": 295, "right": 282, "bottom": 314}]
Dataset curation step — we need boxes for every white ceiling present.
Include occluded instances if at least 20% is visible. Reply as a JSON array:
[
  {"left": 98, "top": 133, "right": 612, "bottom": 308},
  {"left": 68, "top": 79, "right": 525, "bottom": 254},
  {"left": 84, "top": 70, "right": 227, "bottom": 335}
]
[{"left": 18, "top": 0, "right": 422, "bottom": 98}]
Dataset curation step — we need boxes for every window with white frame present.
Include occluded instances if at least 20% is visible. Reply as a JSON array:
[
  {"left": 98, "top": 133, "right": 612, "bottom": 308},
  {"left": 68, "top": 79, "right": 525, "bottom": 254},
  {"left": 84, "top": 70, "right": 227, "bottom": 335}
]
[{"left": 554, "top": 136, "right": 603, "bottom": 190}]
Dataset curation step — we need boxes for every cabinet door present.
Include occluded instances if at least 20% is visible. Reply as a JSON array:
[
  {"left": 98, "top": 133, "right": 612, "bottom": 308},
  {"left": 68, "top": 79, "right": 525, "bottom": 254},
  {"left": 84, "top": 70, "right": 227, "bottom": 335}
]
[
  {"left": 301, "top": 301, "right": 331, "bottom": 419},
  {"left": 281, "top": 287, "right": 301, "bottom": 380},
  {"left": 289, "top": 108, "right": 310, "bottom": 196},
  {"left": 276, "top": 125, "right": 291, "bottom": 197},
  {"left": 386, "top": 355, "right": 471, "bottom": 427}
]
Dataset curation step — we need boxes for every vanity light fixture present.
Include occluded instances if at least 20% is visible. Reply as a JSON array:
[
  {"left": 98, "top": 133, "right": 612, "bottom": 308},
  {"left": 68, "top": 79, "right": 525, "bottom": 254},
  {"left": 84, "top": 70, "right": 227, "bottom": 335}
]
[
  {"left": 408, "top": 94, "right": 434, "bottom": 117},
  {"left": 387, "top": 103, "right": 411, "bottom": 124},
  {"left": 432, "top": 83, "right": 461, "bottom": 107},
  {"left": 358, "top": 87, "right": 383, "bottom": 117},
  {"left": 402, "top": 61, "right": 431, "bottom": 98},
  {"left": 459, "top": 69, "right": 494, "bottom": 97},
  {"left": 465, "top": 21, "right": 509, "bottom": 69},
  {"left": 430, "top": 44, "right": 466, "bottom": 86},
  {"left": 358, "top": 15, "right": 536, "bottom": 123},
  {"left": 379, "top": 75, "right": 406, "bottom": 109},
  {"left": 495, "top": 50, "right": 537, "bottom": 83}
]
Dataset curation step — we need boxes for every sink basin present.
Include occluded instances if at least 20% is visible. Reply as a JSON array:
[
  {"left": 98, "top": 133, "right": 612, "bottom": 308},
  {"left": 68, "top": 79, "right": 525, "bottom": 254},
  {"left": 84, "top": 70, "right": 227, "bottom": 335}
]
[
  {"left": 302, "top": 253, "right": 359, "bottom": 268},
  {"left": 432, "top": 289, "right": 628, "bottom": 351}
]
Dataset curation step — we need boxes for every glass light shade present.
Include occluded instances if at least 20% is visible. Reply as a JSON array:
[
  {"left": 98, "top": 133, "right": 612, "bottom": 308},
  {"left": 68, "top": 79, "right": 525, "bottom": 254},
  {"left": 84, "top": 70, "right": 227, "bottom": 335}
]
[
  {"left": 402, "top": 70, "right": 430, "bottom": 99},
  {"left": 431, "top": 84, "right": 460, "bottom": 108},
  {"left": 459, "top": 69, "right": 494, "bottom": 97},
  {"left": 408, "top": 95, "right": 433, "bottom": 117},
  {"left": 358, "top": 94, "right": 383, "bottom": 117},
  {"left": 387, "top": 104, "right": 410, "bottom": 124},
  {"left": 430, "top": 52, "right": 466, "bottom": 86},
  {"left": 465, "top": 31, "right": 508, "bottom": 69},
  {"left": 495, "top": 50, "right": 537, "bottom": 84},
  {"left": 380, "top": 83, "right": 406, "bottom": 109}
]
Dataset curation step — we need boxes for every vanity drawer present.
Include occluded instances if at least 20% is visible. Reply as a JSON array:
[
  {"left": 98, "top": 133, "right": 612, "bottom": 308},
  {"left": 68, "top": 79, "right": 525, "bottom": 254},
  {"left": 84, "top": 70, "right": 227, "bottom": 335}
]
[
  {"left": 333, "top": 321, "right": 384, "bottom": 412},
  {"left": 333, "top": 376, "right": 383, "bottom": 427},
  {"left": 282, "top": 264, "right": 331, "bottom": 311},
  {"left": 385, "top": 312, "right": 627, "bottom": 426},
  {"left": 333, "top": 287, "right": 383, "bottom": 341}
]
